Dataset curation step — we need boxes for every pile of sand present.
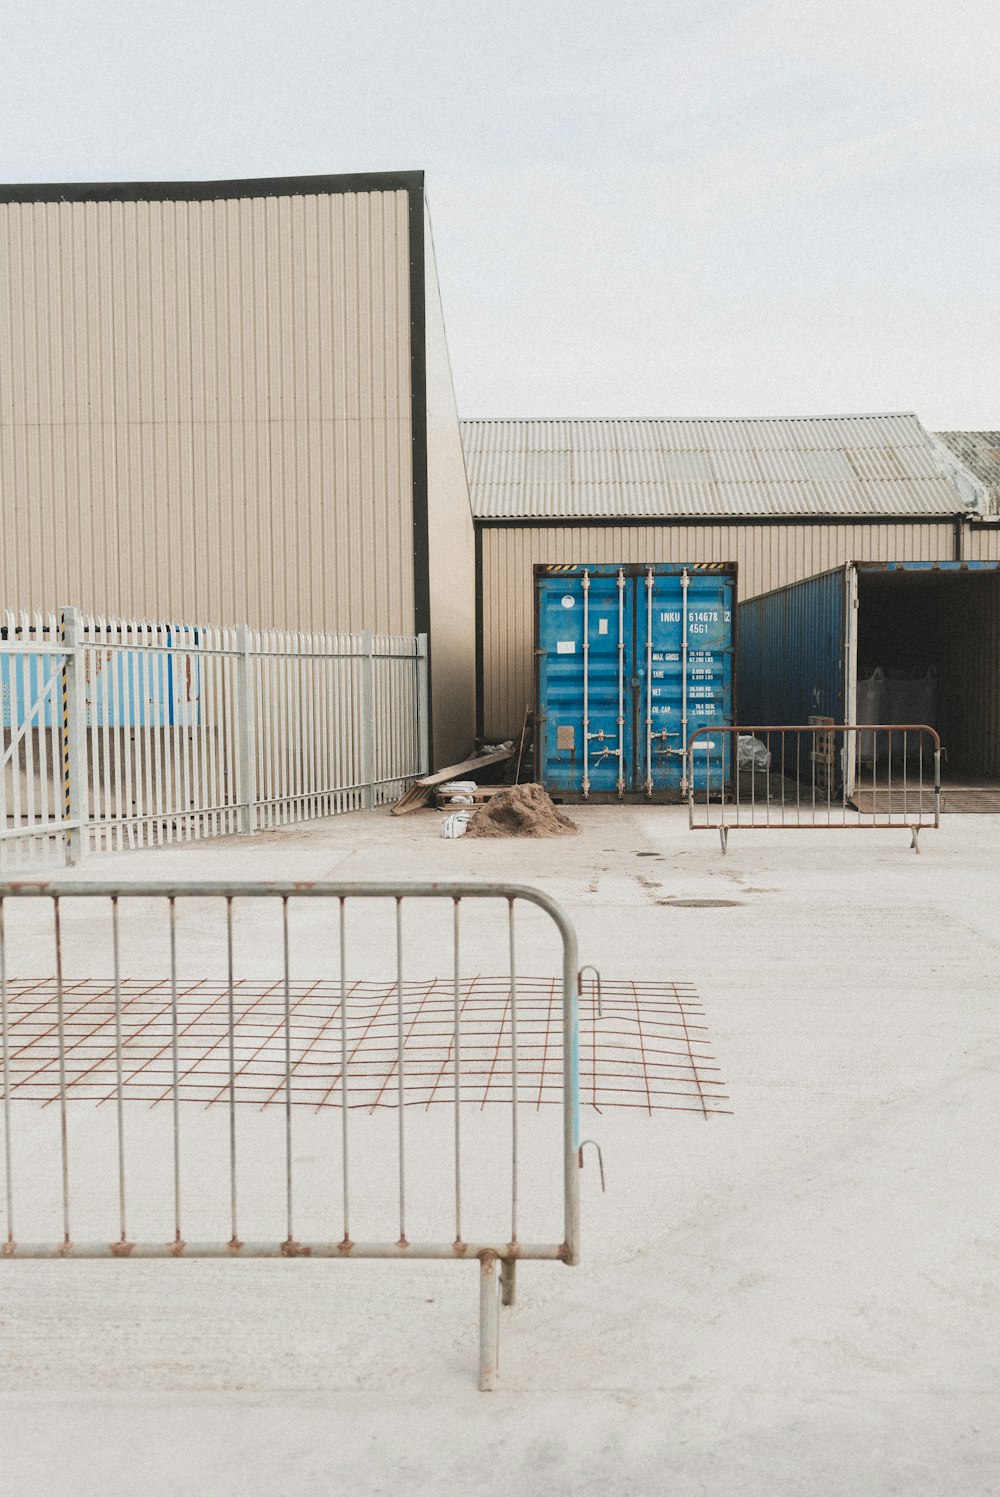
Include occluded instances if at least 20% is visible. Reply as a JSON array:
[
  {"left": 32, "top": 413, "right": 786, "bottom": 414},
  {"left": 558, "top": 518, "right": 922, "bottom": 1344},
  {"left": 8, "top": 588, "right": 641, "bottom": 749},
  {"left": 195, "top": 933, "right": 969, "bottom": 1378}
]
[{"left": 465, "top": 782, "right": 579, "bottom": 838}]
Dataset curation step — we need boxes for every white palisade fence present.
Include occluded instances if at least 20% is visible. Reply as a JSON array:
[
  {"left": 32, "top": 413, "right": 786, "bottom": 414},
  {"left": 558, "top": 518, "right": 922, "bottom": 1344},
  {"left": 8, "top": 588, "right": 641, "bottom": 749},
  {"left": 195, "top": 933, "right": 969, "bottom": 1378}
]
[{"left": 1, "top": 608, "right": 428, "bottom": 869}]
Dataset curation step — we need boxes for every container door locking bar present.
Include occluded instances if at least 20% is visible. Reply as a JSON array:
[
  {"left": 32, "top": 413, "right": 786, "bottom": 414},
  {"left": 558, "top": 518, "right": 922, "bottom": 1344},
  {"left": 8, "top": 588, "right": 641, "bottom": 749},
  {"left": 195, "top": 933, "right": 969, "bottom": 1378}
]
[{"left": 617, "top": 569, "right": 626, "bottom": 797}]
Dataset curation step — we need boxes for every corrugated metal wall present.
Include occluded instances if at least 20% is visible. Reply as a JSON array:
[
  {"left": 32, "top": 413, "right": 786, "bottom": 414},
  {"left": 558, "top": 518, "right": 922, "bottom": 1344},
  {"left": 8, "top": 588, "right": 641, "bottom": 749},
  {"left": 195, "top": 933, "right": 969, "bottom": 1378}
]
[
  {"left": 967, "top": 526, "right": 1000, "bottom": 562},
  {"left": 938, "top": 572, "right": 1000, "bottom": 777},
  {"left": 479, "top": 520, "right": 956, "bottom": 739},
  {"left": 0, "top": 191, "right": 414, "bottom": 634}
]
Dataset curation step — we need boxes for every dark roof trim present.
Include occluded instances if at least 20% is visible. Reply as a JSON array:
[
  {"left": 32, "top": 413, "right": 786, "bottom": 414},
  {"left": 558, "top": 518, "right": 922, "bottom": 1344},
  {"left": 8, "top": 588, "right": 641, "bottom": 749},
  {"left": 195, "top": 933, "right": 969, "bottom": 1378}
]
[
  {"left": 0, "top": 171, "right": 424, "bottom": 205},
  {"left": 473, "top": 513, "right": 965, "bottom": 530}
]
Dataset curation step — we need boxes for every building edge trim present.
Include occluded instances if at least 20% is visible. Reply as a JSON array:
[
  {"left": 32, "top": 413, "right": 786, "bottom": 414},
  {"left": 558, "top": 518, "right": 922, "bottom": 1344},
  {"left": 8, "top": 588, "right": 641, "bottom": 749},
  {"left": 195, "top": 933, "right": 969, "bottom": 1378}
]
[
  {"left": 0, "top": 171, "right": 425, "bottom": 204},
  {"left": 408, "top": 185, "right": 432, "bottom": 764},
  {"left": 474, "top": 526, "right": 484, "bottom": 742}
]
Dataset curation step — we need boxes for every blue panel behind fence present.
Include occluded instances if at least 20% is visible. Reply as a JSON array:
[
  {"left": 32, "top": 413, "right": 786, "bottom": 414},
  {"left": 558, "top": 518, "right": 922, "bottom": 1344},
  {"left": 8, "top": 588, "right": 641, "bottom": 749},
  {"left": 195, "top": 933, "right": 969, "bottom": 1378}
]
[{"left": 1, "top": 628, "right": 201, "bottom": 729}]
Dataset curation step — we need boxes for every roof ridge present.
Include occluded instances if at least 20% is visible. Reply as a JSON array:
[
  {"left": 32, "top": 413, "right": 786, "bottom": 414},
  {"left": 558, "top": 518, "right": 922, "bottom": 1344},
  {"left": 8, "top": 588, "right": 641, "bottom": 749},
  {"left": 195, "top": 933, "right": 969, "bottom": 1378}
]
[{"left": 459, "top": 413, "right": 919, "bottom": 424}]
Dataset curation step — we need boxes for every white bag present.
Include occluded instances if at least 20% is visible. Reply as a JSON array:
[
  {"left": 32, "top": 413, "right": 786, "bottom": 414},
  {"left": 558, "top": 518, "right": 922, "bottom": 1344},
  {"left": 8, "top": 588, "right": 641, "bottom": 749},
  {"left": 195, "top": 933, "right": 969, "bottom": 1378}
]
[
  {"left": 737, "top": 734, "right": 771, "bottom": 771},
  {"left": 441, "top": 811, "right": 471, "bottom": 839}
]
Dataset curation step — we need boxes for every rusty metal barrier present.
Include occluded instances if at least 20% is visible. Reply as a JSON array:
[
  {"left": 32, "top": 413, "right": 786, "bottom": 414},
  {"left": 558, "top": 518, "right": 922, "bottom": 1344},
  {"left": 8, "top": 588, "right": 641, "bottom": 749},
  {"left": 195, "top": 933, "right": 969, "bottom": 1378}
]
[
  {"left": 687, "top": 725, "right": 941, "bottom": 853},
  {"left": 0, "top": 880, "right": 584, "bottom": 1391}
]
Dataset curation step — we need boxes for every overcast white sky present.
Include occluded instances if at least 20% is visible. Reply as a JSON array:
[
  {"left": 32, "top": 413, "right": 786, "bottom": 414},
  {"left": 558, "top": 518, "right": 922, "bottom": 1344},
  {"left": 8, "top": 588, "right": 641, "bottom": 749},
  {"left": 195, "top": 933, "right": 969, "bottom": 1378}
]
[{"left": 2, "top": 0, "right": 997, "bottom": 426}]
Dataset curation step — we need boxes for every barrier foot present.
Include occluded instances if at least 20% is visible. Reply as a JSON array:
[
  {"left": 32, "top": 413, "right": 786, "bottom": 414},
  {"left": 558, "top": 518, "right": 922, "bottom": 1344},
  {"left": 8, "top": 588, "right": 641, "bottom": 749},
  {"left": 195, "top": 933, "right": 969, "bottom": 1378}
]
[
  {"left": 719, "top": 825, "right": 729, "bottom": 855},
  {"left": 479, "top": 1252, "right": 500, "bottom": 1390},
  {"left": 910, "top": 825, "right": 921, "bottom": 854},
  {"left": 501, "top": 1257, "right": 517, "bottom": 1307}
]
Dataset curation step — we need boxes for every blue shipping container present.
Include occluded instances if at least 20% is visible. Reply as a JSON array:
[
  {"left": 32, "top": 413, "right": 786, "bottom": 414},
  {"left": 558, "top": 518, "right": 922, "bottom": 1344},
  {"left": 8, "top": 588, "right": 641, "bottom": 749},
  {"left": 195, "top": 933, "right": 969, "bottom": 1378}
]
[
  {"left": 535, "top": 564, "right": 735, "bottom": 798},
  {"left": 738, "top": 561, "right": 1000, "bottom": 787}
]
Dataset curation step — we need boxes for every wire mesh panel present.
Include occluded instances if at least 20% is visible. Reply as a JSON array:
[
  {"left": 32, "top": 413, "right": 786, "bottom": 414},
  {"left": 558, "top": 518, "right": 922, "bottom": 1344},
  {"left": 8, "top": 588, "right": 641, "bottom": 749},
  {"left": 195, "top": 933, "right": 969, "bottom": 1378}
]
[
  {"left": 0, "top": 880, "right": 581, "bottom": 1390},
  {"left": 687, "top": 724, "right": 941, "bottom": 852},
  {"left": 0, "top": 975, "right": 727, "bottom": 1117}
]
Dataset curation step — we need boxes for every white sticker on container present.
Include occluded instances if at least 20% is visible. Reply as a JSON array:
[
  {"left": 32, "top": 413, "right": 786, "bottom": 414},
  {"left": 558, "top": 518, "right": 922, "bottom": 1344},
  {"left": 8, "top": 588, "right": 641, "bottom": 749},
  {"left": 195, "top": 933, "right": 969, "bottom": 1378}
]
[
  {"left": 561, "top": 595, "right": 575, "bottom": 609},
  {"left": 556, "top": 640, "right": 576, "bottom": 654},
  {"left": 598, "top": 618, "right": 608, "bottom": 635}
]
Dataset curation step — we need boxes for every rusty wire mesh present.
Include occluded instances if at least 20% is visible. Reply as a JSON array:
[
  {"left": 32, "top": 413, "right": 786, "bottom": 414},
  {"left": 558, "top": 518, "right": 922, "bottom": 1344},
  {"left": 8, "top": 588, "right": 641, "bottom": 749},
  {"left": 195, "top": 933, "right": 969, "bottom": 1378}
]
[{"left": 2, "top": 976, "right": 728, "bottom": 1118}]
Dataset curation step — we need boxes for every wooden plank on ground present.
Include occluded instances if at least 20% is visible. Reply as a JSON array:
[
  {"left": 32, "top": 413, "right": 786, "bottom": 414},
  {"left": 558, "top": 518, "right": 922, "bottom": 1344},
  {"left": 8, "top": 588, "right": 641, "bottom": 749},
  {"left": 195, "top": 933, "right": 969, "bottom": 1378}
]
[{"left": 390, "top": 747, "right": 512, "bottom": 816}]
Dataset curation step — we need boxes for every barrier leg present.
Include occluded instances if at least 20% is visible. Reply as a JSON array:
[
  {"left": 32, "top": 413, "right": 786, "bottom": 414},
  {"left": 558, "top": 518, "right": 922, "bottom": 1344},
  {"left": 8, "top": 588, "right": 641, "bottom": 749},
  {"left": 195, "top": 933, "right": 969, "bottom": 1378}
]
[
  {"left": 501, "top": 1257, "right": 517, "bottom": 1307},
  {"left": 911, "top": 825, "right": 921, "bottom": 854},
  {"left": 479, "top": 1252, "right": 500, "bottom": 1391},
  {"left": 719, "top": 825, "right": 728, "bottom": 855}
]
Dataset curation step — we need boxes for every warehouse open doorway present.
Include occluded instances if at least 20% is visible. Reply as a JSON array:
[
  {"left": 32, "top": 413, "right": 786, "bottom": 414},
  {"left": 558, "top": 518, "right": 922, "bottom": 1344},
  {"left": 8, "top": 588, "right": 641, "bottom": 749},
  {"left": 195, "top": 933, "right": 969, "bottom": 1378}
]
[{"left": 854, "top": 564, "right": 1000, "bottom": 806}]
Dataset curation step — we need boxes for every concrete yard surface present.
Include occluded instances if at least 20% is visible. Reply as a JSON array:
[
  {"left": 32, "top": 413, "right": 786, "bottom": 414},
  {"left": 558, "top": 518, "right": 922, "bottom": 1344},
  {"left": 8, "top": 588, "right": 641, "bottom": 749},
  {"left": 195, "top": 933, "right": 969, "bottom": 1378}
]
[{"left": 1, "top": 804, "right": 998, "bottom": 1495}]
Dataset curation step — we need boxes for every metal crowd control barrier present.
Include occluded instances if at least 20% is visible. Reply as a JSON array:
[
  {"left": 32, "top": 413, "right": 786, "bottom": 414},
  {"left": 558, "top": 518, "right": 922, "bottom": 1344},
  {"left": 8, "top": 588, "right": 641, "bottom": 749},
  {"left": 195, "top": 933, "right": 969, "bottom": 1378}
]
[
  {"left": 0, "top": 881, "right": 583, "bottom": 1391},
  {"left": 687, "top": 725, "right": 941, "bottom": 853}
]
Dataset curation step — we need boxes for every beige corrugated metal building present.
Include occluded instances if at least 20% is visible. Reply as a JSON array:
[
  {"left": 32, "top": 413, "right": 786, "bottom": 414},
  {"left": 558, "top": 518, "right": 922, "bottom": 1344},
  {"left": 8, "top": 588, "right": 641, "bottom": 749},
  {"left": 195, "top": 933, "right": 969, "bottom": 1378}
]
[
  {"left": 463, "top": 415, "right": 1000, "bottom": 740},
  {"left": 0, "top": 171, "right": 475, "bottom": 763}
]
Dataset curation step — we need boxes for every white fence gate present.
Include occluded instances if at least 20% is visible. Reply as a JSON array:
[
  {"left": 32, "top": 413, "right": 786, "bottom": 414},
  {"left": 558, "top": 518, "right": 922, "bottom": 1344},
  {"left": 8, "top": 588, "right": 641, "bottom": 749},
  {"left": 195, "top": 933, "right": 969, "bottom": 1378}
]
[{"left": 1, "top": 609, "right": 428, "bottom": 870}]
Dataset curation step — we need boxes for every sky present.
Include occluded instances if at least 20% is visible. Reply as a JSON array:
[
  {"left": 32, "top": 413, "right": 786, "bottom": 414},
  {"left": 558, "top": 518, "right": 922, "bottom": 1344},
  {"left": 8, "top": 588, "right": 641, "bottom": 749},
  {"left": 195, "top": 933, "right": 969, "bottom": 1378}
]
[{"left": 2, "top": 0, "right": 997, "bottom": 427}]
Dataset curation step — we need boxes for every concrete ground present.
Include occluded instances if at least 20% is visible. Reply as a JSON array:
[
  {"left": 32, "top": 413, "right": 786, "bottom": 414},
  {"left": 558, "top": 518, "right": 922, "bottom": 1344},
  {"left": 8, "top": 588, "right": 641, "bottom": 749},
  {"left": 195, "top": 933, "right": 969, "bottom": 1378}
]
[{"left": 1, "top": 804, "right": 998, "bottom": 1496}]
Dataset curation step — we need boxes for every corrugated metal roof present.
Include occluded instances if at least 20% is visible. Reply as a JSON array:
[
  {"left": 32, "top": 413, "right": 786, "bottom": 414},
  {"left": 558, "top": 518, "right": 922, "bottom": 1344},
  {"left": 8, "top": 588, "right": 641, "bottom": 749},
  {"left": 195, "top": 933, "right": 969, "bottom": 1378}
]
[
  {"left": 931, "top": 432, "right": 1000, "bottom": 516},
  {"left": 461, "top": 414, "right": 969, "bottom": 520}
]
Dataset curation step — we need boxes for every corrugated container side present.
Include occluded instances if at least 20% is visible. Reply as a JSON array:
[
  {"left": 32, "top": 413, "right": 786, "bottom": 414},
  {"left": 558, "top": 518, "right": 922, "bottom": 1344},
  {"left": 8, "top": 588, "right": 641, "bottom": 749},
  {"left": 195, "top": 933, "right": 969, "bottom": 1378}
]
[{"left": 737, "top": 567, "right": 847, "bottom": 726}]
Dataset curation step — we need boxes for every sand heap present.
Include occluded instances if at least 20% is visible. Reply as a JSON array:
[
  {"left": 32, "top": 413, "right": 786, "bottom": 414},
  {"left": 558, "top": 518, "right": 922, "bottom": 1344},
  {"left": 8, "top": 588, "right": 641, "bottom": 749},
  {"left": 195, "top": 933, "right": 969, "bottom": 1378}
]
[{"left": 465, "top": 782, "right": 578, "bottom": 839}]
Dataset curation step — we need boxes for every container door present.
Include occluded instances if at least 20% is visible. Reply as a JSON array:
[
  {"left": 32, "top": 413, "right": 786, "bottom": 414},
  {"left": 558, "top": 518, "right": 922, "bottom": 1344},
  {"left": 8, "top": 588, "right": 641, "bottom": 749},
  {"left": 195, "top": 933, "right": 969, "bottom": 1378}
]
[
  {"left": 636, "top": 567, "right": 734, "bottom": 793},
  {"left": 843, "top": 562, "right": 859, "bottom": 797},
  {"left": 537, "top": 569, "right": 632, "bottom": 794}
]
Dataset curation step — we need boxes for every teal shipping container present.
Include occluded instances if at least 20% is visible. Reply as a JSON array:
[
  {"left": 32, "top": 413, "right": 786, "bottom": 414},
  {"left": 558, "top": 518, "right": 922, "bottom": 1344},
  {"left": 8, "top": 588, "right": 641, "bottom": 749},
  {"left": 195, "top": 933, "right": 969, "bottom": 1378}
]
[{"left": 534, "top": 563, "right": 736, "bottom": 799}]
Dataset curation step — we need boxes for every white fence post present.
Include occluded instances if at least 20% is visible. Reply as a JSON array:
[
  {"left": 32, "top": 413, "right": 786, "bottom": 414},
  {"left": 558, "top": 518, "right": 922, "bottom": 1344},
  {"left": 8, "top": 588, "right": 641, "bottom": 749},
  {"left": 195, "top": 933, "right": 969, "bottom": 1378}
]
[
  {"left": 416, "top": 633, "right": 430, "bottom": 776},
  {"left": 60, "top": 605, "right": 88, "bottom": 866},
  {"left": 361, "top": 629, "right": 375, "bottom": 810},
  {"left": 235, "top": 624, "right": 257, "bottom": 835}
]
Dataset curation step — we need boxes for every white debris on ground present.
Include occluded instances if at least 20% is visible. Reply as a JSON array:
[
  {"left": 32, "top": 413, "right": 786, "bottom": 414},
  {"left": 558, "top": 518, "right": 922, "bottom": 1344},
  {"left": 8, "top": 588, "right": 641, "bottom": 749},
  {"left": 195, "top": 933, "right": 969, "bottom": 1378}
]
[
  {"left": 439, "top": 780, "right": 478, "bottom": 804},
  {"left": 737, "top": 733, "right": 772, "bottom": 770},
  {"left": 440, "top": 809, "right": 472, "bottom": 836},
  {"left": 2, "top": 805, "right": 999, "bottom": 1497}
]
